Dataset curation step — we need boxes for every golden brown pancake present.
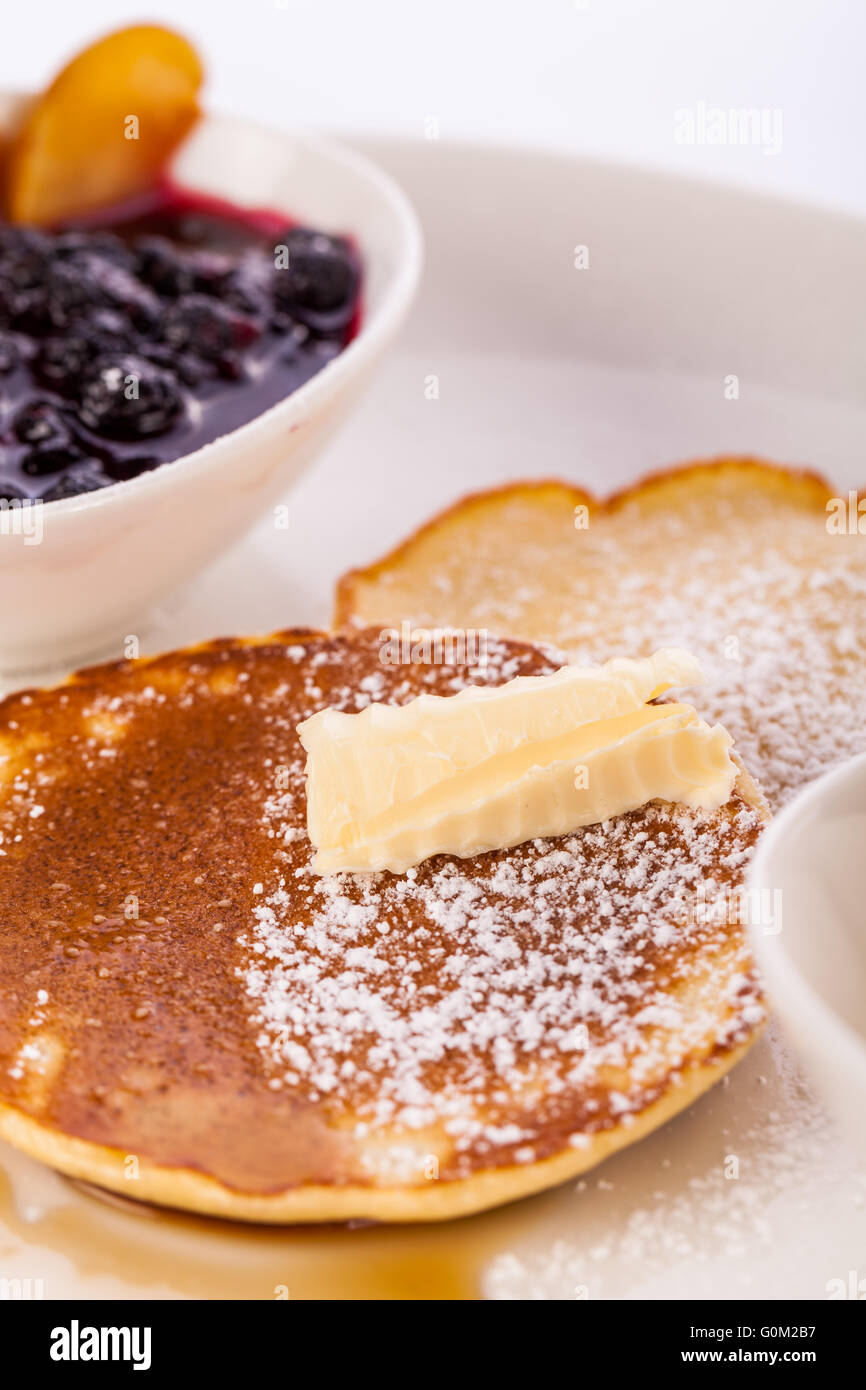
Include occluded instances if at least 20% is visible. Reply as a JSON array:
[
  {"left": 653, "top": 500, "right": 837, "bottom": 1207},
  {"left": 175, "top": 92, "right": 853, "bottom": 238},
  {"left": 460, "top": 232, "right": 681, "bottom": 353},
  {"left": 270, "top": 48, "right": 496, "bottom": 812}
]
[
  {"left": 0, "top": 628, "right": 766, "bottom": 1222},
  {"left": 337, "top": 458, "right": 866, "bottom": 810}
]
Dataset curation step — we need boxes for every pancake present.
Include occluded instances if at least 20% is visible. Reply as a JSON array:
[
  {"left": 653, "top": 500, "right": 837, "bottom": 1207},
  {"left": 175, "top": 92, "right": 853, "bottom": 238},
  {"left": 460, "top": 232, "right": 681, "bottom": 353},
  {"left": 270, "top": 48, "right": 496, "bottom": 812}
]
[
  {"left": 337, "top": 457, "right": 866, "bottom": 810},
  {"left": 0, "top": 627, "right": 767, "bottom": 1223}
]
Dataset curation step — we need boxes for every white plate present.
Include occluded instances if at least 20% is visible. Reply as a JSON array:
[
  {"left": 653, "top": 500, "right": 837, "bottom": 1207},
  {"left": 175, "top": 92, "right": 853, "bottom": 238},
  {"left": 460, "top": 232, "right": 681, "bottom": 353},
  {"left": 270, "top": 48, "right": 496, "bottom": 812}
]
[{"left": 2, "top": 139, "right": 865, "bottom": 1301}]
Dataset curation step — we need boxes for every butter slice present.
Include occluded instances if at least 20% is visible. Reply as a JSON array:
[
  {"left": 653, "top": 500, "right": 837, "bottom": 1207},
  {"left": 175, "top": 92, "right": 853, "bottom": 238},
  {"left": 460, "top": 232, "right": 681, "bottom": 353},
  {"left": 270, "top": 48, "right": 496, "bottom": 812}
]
[{"left": 298, "top": 649, "right": 737, "bottom": 875}]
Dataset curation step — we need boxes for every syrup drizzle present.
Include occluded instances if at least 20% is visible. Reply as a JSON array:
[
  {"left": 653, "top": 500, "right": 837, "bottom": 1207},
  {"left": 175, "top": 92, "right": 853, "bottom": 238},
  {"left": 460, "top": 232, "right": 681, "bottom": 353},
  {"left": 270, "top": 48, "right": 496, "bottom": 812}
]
[{"left": 0, "top": 1149, "right": 554, "bottom": 1301}]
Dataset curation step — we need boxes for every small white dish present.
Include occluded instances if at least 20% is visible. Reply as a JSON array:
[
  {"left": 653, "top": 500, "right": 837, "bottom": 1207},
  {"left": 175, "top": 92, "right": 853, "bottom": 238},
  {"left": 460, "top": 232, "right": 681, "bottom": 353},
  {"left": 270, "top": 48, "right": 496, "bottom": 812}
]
[
  {"left": 0, "top": 102, "right": 422, "bottom": 673},
  {"left": 748, "top": 754, "right": 866, "bottom": 1155}
]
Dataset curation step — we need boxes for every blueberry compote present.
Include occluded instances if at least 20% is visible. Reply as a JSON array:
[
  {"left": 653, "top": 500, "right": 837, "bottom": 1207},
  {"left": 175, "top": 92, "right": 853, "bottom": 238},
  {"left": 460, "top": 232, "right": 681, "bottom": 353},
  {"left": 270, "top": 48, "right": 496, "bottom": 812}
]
[{"left": 0, "top": 191, "right": 361, "bottom": 501}]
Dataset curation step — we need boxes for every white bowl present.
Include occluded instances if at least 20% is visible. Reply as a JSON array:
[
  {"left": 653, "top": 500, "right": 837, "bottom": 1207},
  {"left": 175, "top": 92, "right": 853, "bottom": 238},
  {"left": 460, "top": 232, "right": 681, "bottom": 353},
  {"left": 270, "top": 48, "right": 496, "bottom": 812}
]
[
  {"left": 747, "top": 754, "right": 866, "bottom": 1155},
  {"left": 0, "top": 103, "right": 422, "bottom": 673}
]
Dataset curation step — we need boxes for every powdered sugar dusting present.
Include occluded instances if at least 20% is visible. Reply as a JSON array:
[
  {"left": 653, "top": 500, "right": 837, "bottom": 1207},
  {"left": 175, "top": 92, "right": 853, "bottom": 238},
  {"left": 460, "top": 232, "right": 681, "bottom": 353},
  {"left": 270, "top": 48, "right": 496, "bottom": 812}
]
[
  {"left": 350, "top": 478, "right": 866, "bottom": 809},
  {"left": 483, "top": 1024, "right": 866, "bottom": 1299},
  {"left": 240, "top": 631, "right": 764, "bottom": 1174}
]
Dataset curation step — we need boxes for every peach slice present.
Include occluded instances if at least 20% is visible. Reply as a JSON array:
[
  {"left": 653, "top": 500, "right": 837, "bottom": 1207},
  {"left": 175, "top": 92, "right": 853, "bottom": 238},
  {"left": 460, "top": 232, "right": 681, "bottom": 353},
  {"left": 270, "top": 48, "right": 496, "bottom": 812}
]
[{"left": 5, "top": 25, "right": 204, "bottom": 225}]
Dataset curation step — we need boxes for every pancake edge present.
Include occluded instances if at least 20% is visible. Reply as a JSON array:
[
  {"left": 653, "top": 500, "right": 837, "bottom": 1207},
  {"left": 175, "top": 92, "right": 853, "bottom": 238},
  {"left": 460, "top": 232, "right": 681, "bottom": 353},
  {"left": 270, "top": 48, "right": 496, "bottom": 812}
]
[
  {"left": 0, "top": 1032, "right": 762, "bottom": 1224},
  {"left": 333, "top": 455, "right": 836, "bottom": 627}
]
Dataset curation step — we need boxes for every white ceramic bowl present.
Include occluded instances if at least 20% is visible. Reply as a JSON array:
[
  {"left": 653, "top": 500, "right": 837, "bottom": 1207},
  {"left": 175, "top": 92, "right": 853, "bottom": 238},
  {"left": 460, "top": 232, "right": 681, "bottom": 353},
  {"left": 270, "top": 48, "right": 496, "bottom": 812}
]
[
  {"left": 748, "top": 754, "right": 866, "bottom": 1155},
  {"left": 0, "top": 103, "right": 422, "bottom": 673}
]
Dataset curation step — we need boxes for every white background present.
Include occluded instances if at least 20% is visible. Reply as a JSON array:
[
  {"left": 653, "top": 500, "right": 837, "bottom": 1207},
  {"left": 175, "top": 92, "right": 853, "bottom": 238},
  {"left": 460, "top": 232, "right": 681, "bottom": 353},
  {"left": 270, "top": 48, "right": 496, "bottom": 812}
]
[{"left": 3, "top": 0, "right": 864, "bottom": 215}]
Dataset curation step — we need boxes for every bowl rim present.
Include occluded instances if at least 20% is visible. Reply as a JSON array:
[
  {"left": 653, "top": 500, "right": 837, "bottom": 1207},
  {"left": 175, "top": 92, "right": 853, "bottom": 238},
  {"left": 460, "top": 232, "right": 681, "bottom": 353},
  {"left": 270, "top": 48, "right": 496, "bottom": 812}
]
[
  {"left": 0, "top": 99, "right": 423, "bottom": 518},
  {"left": 747, "top": 752, "right": 866, "bottom": 1075}
]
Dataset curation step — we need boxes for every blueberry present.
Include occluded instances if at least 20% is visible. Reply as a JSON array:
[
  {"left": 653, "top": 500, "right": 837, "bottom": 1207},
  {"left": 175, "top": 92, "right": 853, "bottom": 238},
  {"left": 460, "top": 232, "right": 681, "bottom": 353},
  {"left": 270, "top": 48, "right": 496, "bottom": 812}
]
[
  {"left": 37, "top": 306, "right": 137, "bottom": 392},
  {"left": 135, "top": 235, "right": 195, "bottom": 297},
  {"left": 54, "top": 230, "right": 134, "bottom": 269},
  {"left": 0, "top": 282, "right": 46, "bottom": 332},
  {"left": 21, "top": 442, "right": 84, "bottom": 476},
  {"left": 102, "top": 453, "right": 161, "bottom": 482},
  {"left": 0, "top": 282, "right": 20, "bottom": 328},
  {"left": 0, "top": 332, "right": 20, "bottom": 374},
  {"left": 187, "top": 249, "right": 233, "bottom": 293},
  {"left": 141, "top": 343, "right": 207, "bottom": 386},
  {"left": 273, "top": 227, "right": 358, "bottom": 313},
  {"left": 36, "top": 336, "right": 92, "bottom": 390},
  {"left": 96, "top": 261, "right": 161, "bottom": 329},
  {"left": 223, "top": 256, "right": 272, "bottom": 317},
  {"left": 41, "top": 470, "right": 109, "bottom": 503},
  {"left": 161, "top": 293, "right": 260, "bottom": 360},
  {"left": 13, "top": 400, "right": 72, "bottom": 447},
  {"left": 0, "top": 237, "right": 50, "bottom": 291},
  {"left": 87, "top": 308, "right": 137, "bottom": 350},
  {"left": 0, "top": 229, "right": 52, "bottom": 327},
  {"left": 43, "top": 260, "right": 105, "bottom": 328},
  {"left": 77, "top": 355, "right": 184, "bottom": 439},
  {"left": 47, "top": 255, "right": 161, "bottom": 332}
]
